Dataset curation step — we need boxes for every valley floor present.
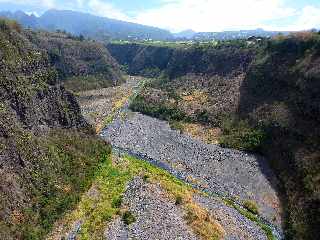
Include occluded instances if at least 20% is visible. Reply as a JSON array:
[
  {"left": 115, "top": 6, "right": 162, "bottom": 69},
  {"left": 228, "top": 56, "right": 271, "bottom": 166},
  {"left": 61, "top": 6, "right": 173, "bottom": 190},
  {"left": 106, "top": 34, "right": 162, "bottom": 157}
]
[{"left": 48, "top": 76, "right": 284, "bottom": 240}]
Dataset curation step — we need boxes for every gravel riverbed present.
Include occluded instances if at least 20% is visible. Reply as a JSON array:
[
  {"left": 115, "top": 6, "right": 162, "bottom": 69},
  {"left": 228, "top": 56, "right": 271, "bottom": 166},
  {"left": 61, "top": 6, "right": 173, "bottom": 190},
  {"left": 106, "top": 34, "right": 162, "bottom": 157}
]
[{"left": 101, "top": 112, "right": 283, "bottom": 230}]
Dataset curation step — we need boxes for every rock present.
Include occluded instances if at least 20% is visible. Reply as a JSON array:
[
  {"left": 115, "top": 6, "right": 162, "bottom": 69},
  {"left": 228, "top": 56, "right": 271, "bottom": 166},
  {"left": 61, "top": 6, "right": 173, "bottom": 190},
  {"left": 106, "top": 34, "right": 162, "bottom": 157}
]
[{"left": 105, "top": 177, "right": 198, "bottom": 240}]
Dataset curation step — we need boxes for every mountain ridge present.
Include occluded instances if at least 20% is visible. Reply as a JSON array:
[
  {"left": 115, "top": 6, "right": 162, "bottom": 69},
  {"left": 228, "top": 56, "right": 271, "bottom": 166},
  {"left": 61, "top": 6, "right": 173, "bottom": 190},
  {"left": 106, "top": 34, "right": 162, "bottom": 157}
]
[
  {"left": 0, "top": 10, "right": 295, "bottom": 42},
  {"left": 0, "top": 9, "right": 174, "bottom": 41}
]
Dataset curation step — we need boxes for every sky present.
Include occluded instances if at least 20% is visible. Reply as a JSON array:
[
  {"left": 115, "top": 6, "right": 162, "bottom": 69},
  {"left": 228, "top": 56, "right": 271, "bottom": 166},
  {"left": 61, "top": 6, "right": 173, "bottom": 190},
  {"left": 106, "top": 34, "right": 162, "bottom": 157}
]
[{"left": 0, "top": 0, "right": 319, "bottom": 32}]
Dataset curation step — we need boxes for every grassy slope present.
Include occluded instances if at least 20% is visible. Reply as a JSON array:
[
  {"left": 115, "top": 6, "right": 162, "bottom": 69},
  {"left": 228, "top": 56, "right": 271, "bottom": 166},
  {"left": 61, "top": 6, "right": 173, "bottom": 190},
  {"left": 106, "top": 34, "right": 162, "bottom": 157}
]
[{"left": 0, "top": 129, "right": 111, "bottom": 239}]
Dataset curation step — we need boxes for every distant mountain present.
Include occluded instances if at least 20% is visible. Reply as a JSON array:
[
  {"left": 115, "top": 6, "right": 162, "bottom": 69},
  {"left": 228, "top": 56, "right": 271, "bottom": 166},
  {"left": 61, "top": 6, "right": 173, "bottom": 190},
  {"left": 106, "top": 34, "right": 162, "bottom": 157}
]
[
  {"left": 193, "top": 28, "right": 290, "bottom": 40},
  {"left": 0, "top": 10, "right": 39, "bottom": 28},
  {"left": 173, "top": 29, "right": 196, "bottom": 39},
  {"left": 0, "top": 10, "right": 292, "bottom": 42},
  {"left": 0, "top": 9, "right": 174, "bottom": 41}
]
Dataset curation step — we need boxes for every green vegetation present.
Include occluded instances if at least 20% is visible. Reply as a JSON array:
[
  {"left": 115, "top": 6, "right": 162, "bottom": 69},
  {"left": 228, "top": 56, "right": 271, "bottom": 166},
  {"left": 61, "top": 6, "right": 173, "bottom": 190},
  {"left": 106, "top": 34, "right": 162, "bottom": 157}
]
[
  {"left": 130, "top": 95, "right": 188, "bottom": 122},
  {"left": 169, "top": 120, "right": 185, "bottom": 133},
  {"left": 111, "top": 196, "right": 123, "bottom": 209},
  {"left": 130, "top": 94, "right": 266, "bottom": 153},
  {"left": 219, "top": 118, "right": 267, "bottom": 152},
  {"left": 142, "top": 174, "right": 150, "bottom": 182},
  {"left": 20, "top": 131, "right": 110, "bottom": 239},
  {"left": 0, "top": 20, "right": 116, "bottom": 239},
  {"left": 110, "top": 39, "right": 256, "bottom": 50},
  {"left": 0, "top": 129, "right": 112, "bottom": 240},
  {"left": 122, "top": 211, "right": 136, "bottom": 225},
  {"left": 0, "top": 18, "right": 21, "bottom": 32},
  {"left": 110, "top": 40, "right": 196, "bottom": 49},
  {"left": 243, "top": 200, "right": 259, "bottom": 215}
]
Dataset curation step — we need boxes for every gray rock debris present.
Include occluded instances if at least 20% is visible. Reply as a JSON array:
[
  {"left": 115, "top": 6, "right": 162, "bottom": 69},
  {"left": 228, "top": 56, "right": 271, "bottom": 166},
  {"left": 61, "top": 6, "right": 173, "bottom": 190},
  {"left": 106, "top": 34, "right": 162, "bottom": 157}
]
[{"left": 105, "top": 177, "right": 198, "bottom": 240}]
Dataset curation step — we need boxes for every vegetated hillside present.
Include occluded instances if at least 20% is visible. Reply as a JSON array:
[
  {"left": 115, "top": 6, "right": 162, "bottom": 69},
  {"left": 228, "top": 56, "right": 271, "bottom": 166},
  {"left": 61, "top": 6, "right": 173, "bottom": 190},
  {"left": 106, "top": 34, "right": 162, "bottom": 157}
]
[
  {"left": 0, "top": 10, "right": 174, "bottom": 41},
  {"left": 25, "top": 30, "right": 124, "bottom": 92},
  {"left": 107, "top": 41, "right": 255, "bottom": 79},
  {"left": 239, "top": 34, "right": 320, "bottom": 239},
  {"left": 110, "top": 36, "right": 320, "bottom": 239},
  {"left": 0, "top": 19, "right": 111, "bottom": 239}
]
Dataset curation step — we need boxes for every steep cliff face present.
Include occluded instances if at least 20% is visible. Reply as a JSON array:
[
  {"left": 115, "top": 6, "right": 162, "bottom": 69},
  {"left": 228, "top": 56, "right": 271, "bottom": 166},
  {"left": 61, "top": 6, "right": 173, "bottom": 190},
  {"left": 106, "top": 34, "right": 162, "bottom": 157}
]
[
  {"left": 239, "top": 34, "right": 320, "bottom": 239},
  {"left": 107, "top": 42, "right": 254, "bottom": 78},
  {"left": 107, "top": 43, "right": 174, "bottom": 77},
  {"left": 27, "top": 31, "right": 124, "bottom": 92},
  {"left": 0, "top": 19, "right": 111, "bottom": 239},
  {"left": 110, "top": 36, "right": 320, "bottom": 239},
  {"left": 0, "top": 20, "right": 87, "bottom": 132}
]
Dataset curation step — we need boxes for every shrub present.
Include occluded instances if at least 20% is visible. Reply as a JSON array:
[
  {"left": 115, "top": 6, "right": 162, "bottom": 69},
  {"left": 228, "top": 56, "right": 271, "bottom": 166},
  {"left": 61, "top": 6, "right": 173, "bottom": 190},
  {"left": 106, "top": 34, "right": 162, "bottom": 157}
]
[
  {"left": 175, "top": 196, "right": 183, "bottom": 205},
  {"left": 122, "top": 211, "right": 136, "bottom": 225},
  {"left": 195, "top": 110, "right": 210, "bottom": 123},
  {"left": 169, "top": 121, "right": 184, "bottom": 133},
  {"left": 129, "top": 95, "right": 187, "bottom": 122},
  {"left": 219, "top": 118, "right": 266, "bottom": 152},
  {"left": 243, "top": 200, "right": 259, "bottom": 215},
  {"left": 111, "top": 197, "right": 123, "bottom": 208},
  {"left": 142, "top": 174, "right": 150, "bottom": 182},
  {"left": 63, "top": 75, "right": 114, "bottom": 92}
]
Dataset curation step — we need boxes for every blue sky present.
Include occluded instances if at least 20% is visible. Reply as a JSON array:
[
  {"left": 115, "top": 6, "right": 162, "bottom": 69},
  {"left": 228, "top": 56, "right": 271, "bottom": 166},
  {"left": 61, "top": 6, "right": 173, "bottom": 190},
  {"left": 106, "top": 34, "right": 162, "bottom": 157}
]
[{"left": 0, "top": 0, "right": 319, "bottom": 32}]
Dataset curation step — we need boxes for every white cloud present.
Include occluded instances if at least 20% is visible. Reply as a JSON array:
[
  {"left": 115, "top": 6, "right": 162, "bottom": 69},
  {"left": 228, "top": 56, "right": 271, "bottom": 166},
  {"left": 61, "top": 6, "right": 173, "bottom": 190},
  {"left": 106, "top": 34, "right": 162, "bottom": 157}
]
[
  {"left": 291, "top": 6, "right": 320, "bottom": 30},
  {"left": 0, "top": 0, "right": 56, "bottom": 8},
  {"left": 1, "top": 0, "right": 319, "bottom": 32},
  {"left": 87, "top": 0, "right": 132, "bottom": 21},
  {"left": 132, "top": 0, "right": 296, "bottom": 32}
]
